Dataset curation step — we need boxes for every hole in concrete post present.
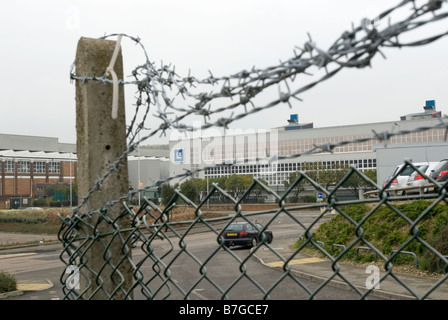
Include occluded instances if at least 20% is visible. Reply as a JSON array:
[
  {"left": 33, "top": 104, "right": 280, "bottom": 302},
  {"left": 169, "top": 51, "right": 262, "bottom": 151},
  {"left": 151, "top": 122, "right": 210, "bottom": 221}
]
[{"left": 105, "top": 145, "right": 111, "bottom": 150}]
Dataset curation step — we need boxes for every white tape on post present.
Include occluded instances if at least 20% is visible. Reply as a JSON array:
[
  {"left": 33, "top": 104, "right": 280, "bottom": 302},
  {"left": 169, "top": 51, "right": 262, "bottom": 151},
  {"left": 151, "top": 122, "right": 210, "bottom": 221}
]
[{"left": 105, "top": 34, "right": 122, "bottom": 119}]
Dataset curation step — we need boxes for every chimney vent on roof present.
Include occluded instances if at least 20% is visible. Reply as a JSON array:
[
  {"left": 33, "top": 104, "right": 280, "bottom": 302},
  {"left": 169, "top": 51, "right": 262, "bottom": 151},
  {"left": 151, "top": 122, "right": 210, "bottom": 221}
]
[
  {"left": 287, "top": 114, "right": 298, "bottom": 124},
  {"left": 424, "top": 100, "right": 436, "bottom": 113}
]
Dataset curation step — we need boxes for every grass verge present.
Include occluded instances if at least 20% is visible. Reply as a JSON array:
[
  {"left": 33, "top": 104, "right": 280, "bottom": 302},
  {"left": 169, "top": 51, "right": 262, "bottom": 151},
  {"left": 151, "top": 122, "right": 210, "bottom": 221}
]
[{"left": 295, "top": 200, "right": 448, "bottom": 275}]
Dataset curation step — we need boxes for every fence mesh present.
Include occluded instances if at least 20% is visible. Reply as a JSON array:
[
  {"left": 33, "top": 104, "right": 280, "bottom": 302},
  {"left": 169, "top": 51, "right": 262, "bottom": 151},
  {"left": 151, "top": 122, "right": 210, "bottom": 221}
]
[
  {"left": 58, "top": 166, "right": 448, "bottom": 300},
  {"left": 61, "top": 0, "right": 448, "bottom": 300}
]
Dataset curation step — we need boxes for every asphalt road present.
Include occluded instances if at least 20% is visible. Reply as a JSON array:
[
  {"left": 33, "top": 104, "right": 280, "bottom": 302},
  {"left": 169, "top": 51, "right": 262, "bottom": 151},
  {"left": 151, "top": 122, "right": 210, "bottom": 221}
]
[{"left": 1, "top": 210, "right": 375, "bottom": 300}]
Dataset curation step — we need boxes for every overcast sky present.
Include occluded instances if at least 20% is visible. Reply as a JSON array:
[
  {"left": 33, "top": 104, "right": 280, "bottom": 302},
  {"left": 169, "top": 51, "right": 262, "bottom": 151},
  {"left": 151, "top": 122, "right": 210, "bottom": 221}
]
[{"left": 1, "top": 0, "right": 447, "bottom": 145}]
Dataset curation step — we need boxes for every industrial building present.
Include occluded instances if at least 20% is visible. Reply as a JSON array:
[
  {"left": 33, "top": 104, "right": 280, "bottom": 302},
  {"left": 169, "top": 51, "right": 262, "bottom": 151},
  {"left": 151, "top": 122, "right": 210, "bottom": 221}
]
[
  {"left": 0, "top": 134, "right": 169, "bottom": 209},
  {"left": 1, "top": 100, "right": 446, "bottom": 208},
  {"left": 169, "top": 100, "right": 448, "bottom": 196}
]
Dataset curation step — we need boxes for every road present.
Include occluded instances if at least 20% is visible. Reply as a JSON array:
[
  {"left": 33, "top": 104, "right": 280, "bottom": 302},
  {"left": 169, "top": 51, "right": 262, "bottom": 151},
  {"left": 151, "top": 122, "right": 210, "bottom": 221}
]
[{"left": 1, "top": 210, "right": 371, "bottom": 300}]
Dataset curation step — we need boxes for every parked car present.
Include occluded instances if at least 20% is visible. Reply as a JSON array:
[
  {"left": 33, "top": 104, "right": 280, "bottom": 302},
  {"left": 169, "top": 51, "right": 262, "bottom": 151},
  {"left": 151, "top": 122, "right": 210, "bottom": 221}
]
[
  {"left": 406, "top": 162, "right": 440, "bottom": 194},
  {"left": 385, "top": 162, "right": 430, "bottom": 195},
  {"left": 429, "top": 159, "right": 448, "bottom": 179},
  {"left": 220, "top": 221, "right": 273, "bottom": 248},
  {"left": 432, "top": 159, "right": 448, "bottom": 189}
]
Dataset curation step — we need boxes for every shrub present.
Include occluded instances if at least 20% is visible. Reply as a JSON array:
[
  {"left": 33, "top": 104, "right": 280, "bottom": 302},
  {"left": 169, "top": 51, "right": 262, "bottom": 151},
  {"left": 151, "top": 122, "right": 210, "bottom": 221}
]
[
  {"left": 0, "top": 271, "right": 17, "bottom": 293},
  {"left": 0, "top": 211, "right": 47, "bottom": 224},
  {"left": 33, "top": 198, "right": 48, "bottom": 207},
  {"left": 308, "top": 201, "right": 448, "bottom": 271},
  {"left": 422, "top": 225, "right": 448, "bottom": 272},
  {"left": 433, "top": 213, "right": 448, "bottom": 236},
  {"left": 302, "top": 195, "right": 316, "bottom": 203}
]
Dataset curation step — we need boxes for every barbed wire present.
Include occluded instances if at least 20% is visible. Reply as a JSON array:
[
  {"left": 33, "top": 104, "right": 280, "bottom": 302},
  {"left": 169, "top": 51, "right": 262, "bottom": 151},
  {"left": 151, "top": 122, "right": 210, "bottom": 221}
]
[
  {"left": 69, "top": 0, "right": 448, "bottom": 217},
  {"left": 61, "top": 0, "right": 448, "bottom": 300}
]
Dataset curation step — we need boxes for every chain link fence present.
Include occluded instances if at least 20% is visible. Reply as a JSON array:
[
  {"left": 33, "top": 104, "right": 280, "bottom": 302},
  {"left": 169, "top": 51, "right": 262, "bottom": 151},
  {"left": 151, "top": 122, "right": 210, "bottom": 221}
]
[{"left": 61, "top": 0, "right": 448, "bottom": 300}]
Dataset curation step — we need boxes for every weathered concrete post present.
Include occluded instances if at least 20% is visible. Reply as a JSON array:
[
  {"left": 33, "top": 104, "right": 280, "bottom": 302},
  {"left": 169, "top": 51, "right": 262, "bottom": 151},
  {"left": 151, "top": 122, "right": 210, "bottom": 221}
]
[{"left": 75, "top": 37, "right": 133, "bottom": 299}]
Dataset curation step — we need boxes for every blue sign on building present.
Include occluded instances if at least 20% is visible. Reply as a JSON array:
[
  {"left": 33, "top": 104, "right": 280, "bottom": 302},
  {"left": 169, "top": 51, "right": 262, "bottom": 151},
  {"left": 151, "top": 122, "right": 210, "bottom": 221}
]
[{"left": 174, "top": 148, "right": 184, "bottom": 162}]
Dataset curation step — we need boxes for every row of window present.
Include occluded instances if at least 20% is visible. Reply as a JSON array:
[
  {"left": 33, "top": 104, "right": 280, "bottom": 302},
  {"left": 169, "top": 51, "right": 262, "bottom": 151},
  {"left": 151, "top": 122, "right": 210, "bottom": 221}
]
[
  {"left": 205, "top": 159, "right": 376, "bottom": 178},
  {"left": 0, "top": 160, "right": 61, "bottom": 174},
  {"left": 278, "top": 128, "right": 447, "bottom": 156},
  {"left": 194, "top": 128, "right": 447, "bottom": 161}
]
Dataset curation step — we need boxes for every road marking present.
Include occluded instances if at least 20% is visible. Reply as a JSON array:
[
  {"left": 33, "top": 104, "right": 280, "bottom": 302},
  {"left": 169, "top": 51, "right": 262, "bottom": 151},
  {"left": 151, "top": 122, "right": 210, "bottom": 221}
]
[
  {"left": 192, "top": 289, "right": 209, "bottom": 300},
  {"left": 267, "top": 257, "right": 324, "bottom": 268},
  {"left": 17, "top": 283, "right": 51, "bottom": 291},
  {"left": 0, "top": 253, "right": 37, "bottom": 259}
]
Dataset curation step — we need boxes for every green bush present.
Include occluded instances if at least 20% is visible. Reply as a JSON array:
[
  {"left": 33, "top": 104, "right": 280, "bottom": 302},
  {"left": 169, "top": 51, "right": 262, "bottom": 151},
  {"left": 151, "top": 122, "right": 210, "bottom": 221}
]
[
  {"left": 433, "top": 213, "right": 448, "bottom": 236},
  {"left": 301, "top": 195, "right": 317, "bottom": 203},
  {"left": 0, "top": 211, "right": 47, "bottom": 224},
  {"left": 33, "top": 198, "right": 48, "bottom": 207},
  {"left": 0, "top": 271, "right": 17, "bottom": 293},
  {"left": 422, "top": 225, "right": 448, "bottom": 272},
  {"left": 306, "top": 201, "right": 448, "bottom": 270}
]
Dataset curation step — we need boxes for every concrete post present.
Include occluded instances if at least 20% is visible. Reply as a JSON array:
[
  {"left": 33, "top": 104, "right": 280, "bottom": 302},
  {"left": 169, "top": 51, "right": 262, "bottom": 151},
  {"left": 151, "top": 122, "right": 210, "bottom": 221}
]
[{"left": 75, "top": 37, "right": 133, "bottom": 299}]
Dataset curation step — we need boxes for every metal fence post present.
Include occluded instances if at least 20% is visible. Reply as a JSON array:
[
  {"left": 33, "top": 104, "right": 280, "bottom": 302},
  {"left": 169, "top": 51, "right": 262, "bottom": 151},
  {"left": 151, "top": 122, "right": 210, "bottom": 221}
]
[{"left": 75, "top": 37, "right": 133, "bottom": 299}]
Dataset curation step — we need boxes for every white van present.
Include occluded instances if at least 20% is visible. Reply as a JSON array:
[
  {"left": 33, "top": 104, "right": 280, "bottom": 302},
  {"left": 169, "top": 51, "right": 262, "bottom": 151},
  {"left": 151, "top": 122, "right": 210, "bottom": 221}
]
[{"left": 384, "top": 162, "right": 432, "bottom": 195}]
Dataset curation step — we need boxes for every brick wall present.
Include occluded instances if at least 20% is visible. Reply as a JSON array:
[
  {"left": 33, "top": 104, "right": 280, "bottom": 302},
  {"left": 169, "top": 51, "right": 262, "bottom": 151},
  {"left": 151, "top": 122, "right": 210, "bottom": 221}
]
[{"left": 0, "top": 159, "right": 77, "bottom": 209}]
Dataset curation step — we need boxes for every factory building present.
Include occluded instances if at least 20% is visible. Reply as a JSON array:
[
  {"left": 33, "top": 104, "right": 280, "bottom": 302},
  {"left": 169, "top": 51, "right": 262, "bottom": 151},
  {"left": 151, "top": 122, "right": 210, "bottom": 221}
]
[
  {"left": 0, "top": 134, "right": 168, "bottom": 209},
  {"left": 1, "top": 100, "right": 446, "bottom": 207},
  {"left": 169, "top": 100, "right": 448, "bottom": 193}
]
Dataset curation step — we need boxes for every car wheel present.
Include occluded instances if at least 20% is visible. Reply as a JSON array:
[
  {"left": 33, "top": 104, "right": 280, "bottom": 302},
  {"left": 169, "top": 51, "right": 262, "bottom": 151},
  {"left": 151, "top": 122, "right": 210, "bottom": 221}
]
[{"left": 251, "top": 237, "right": 258, "bottom": 248}]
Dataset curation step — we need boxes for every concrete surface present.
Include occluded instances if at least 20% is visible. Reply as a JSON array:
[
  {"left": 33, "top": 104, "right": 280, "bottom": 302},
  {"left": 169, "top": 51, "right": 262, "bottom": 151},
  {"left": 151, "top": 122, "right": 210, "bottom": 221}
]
[
  {"left": 1, "top": 232, "right": 448, "bottom": 300},
  {"left": 252, "top": 238, "right": 448, "bottom": 300},
  {"left": 0, "top": 233, "right": 58, "bottom": 299}
]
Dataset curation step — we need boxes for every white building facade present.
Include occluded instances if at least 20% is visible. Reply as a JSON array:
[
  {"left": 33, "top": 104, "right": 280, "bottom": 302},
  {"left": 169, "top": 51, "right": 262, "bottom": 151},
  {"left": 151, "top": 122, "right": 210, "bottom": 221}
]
[{"left": 169, "top": 101, "right": 448, "bottom": 190}]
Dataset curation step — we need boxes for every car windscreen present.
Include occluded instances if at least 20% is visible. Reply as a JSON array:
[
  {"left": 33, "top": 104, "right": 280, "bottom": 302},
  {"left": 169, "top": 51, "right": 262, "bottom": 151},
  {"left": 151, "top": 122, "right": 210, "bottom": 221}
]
[
  {"left": 419, "top": 165, "right": 429, "bottom": 172},
  {"left": 400, "top": 165, "right": 422, "bottom": 176},
  {"left": 433, "top": 160, "right": 448, "bottom": 172},
  {"left": 224, "top": 224, "right": 244, "bottom": 232}
]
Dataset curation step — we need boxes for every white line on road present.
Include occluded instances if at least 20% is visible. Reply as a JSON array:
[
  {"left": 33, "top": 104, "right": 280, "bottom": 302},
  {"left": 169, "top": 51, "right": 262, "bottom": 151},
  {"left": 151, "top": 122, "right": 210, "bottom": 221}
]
[{"left": 0, "top": 252, "right": 37, "bottom": 259}]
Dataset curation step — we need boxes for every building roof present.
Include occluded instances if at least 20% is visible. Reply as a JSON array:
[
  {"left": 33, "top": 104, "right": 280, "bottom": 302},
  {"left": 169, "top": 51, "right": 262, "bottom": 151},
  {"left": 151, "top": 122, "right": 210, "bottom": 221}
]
[{"left": 0, "top": 149, "right": 76, "bottom": 160}]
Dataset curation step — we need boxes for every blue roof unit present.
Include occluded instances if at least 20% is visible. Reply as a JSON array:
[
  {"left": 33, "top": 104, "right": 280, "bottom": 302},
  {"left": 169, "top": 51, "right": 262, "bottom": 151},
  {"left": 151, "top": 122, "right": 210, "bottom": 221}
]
[
  {"left": 401, "top": 100, "right": 442, "bottom": 121},
  {"left": 425, "top": 100, "right": 435, "bottom": 107},
  {"left": 285, "top": 114, "right": 313, "bottom": 130}
]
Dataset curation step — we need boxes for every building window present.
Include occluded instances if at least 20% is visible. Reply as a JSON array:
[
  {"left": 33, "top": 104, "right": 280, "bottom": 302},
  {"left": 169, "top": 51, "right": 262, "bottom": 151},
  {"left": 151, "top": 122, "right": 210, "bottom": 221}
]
[
  {"left": 4, "top": 160, "right": 14, "bottom": 173},
  {"left": 33, "top": 161, "right": 46, "bottom": 173},
  {"left": 48, "top": 162, "right": 60, "bottom": 174},
  {"left": 17, "top": 160, "right": 30, "bottom": 173}
]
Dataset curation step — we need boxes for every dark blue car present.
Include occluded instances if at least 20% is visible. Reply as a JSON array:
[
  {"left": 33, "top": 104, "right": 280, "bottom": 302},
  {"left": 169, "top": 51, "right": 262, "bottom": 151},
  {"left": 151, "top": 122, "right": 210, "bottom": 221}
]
[{"left": 221, "top": 221, "right": 273, "bottom": 248}]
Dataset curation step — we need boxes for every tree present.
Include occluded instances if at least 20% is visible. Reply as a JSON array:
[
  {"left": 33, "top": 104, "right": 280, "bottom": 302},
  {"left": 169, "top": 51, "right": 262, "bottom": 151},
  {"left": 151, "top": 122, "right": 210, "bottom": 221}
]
[
  {"left": 318, "top": 163, "right": 352, "bottom": 190},
  {"left": 161, "top": 183, "right": 176, "bottom": 205},
  {"left": 363, "top": 169, "right": 377, "bottom": 183},
  {"left": 224, "top": 174, "right": 252, "bottom": 199},
  {"left": 284, "top": 171, "right": 306, "bottom": 202},
  {"left": 249, "top": 177, "right": 268, "bottom": 200},
  {"left": 283, "top": 162, "right": 322, "bottom": 202},
  {"left": 180, "top": 179, "right": 201, "bottom": 203},
  {"left": 342, "top": 169, "right": 377, "bottom": 199},
  {"left": 205, "top": 176, "right": 228, "bottom": 202}
]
